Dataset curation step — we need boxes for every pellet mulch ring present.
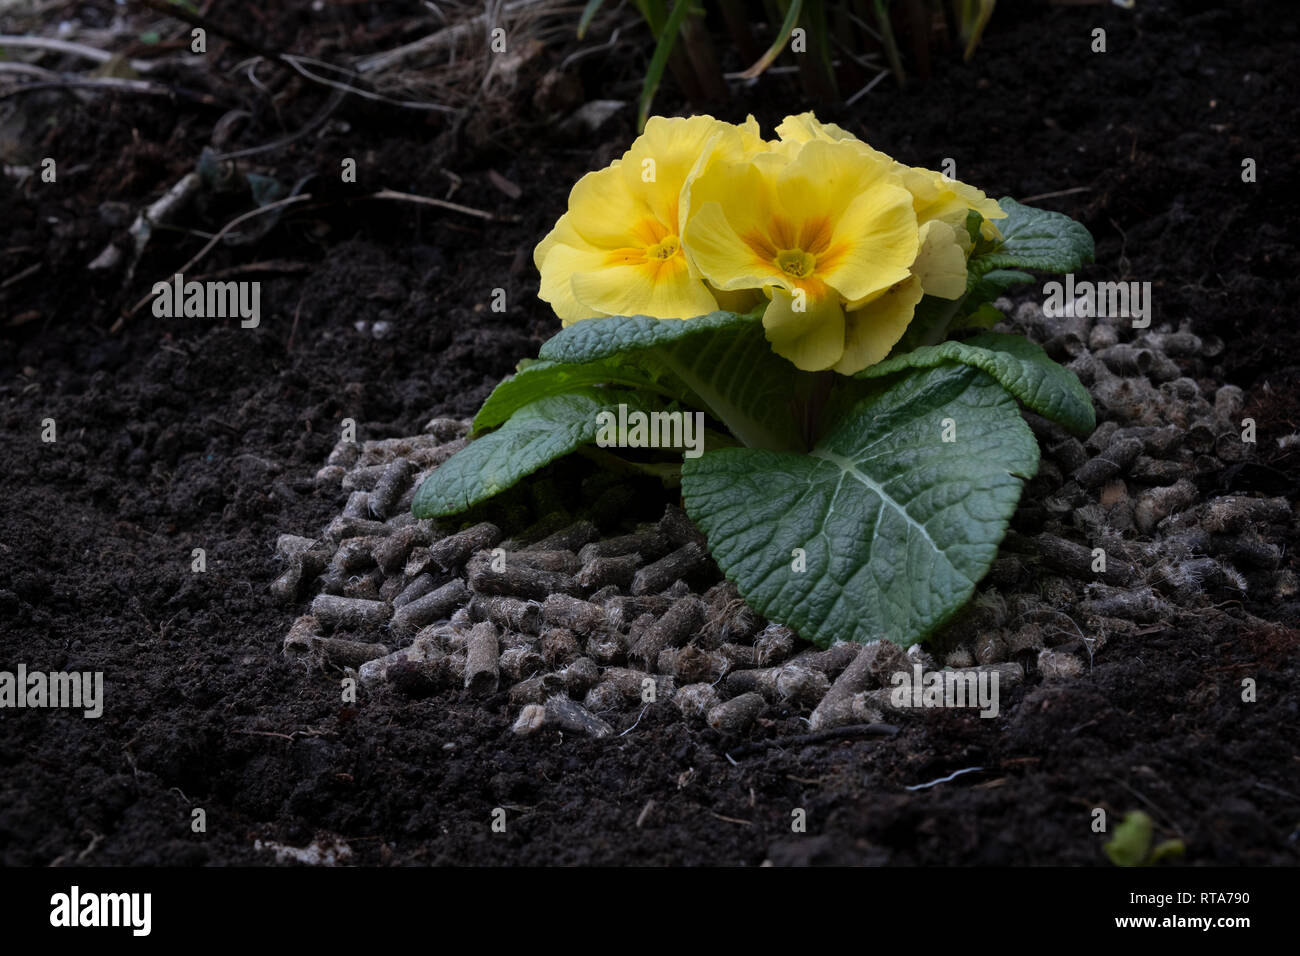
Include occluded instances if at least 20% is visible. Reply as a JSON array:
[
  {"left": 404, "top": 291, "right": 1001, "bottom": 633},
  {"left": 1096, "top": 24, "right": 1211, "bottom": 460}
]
[{"left": 274, "top": 300, "right": 1295, "bottom": 745}]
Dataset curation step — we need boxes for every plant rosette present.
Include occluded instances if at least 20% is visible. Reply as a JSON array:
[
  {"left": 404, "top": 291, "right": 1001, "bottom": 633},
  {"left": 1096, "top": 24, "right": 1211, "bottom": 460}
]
[{"left": 414, "top": 113, "right": 1096, "bottom": 650}]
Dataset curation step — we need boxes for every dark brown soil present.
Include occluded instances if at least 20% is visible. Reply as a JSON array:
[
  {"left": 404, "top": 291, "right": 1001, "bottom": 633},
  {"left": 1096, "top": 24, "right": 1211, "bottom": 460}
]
[{"left": 1, "top": 0, "right": 1297, "bottom": 866}]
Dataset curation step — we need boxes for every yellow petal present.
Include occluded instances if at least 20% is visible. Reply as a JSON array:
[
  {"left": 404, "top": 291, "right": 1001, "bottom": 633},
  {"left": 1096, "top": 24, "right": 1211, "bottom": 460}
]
[
  {"left": 534, "top": 212, "right": 583, "bottom": 273},
  {"left": 811, "top": 183, "right": 919, "bottom": 301},
  {"left": 763, "top": 284, "right": 846, "bottom": 371},
  {"left": 834, "top": 277, "right": 925, "bottom": 374},
  {"left": 618, "top": 114, "right": 729, "bottom": 231},
  {"left": 538, "top": 241, "right": 612, "bottom": 325},
  {"left": 708, "top": 283, "right": 764, "bottom": 314},
  {"left": 567, "top": 162, "right": 655, "bottom": 249},
  {"left": 911, "top": 220, "right": 967, "bottom": 300},
  {"left": 682, "top": 197, "right": 785, "bottom": 292},
  {"left": 569, "top": 253, "right": 718, "bottom": 320},
  {"left": 774, "top": 112, "right": 859, "bottom": 146}
]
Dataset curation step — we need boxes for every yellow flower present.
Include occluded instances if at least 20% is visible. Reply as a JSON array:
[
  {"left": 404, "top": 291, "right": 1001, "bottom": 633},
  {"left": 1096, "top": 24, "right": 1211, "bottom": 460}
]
[
  {"left": 534, "top": 115, "right": 763, "bottom": 325},
  {"left": 775, "top": 111, "right": 1006, "bottom": 250},
  {"left": 683, "top": 138, "right": 920, "bottom": 372}
]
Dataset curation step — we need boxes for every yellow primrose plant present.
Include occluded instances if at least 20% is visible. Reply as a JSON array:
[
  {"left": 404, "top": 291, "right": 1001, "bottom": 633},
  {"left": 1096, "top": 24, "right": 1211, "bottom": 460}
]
[{"left": 414, "top": 113, "right": 1096, "bottom": 649}]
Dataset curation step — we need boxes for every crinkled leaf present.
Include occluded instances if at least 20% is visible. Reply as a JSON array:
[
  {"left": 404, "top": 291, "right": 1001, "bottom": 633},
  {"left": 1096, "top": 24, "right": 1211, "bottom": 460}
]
[
  {"left": 682, "top": 364, "right": 1039, "bottom": 648},
  {"left": 539, "top": 311, "right": 804, "bottom": 452},
  {"left": 972, "top": 197, "right": 1095, "bottom": 274},
  {"left": 413, "top": 388, "right": 662, "bottom": 518},
  {"left": 472, "top": 359, "right": 672, "bottom": 432},
  {"left": 856, "top": 332, "right": 1096, "bottom": 434}
]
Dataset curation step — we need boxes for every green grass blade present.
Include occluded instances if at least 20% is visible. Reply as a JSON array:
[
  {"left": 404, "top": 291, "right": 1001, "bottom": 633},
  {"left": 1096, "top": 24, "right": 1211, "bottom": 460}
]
[
  {"left": 637, "top": 0, "right": 693, "bottom": 130},
  {"left": 738, "top": 0, "right": 804, "bottom": 79},
  {"left": 577, "top": 0, "right": 607, "bottom": 39}
]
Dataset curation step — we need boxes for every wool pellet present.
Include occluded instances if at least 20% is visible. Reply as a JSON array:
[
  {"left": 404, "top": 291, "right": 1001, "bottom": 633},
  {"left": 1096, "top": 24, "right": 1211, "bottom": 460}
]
[
  {"left": 631, "top": 541, "right": 708, "bottom": 596},
  {"left": 509, "top": 673, "right": 567, "bottom": 708},
  {"left": 374, "top": 523, "right": 433, "bottom": 573},
  {"left": 326, "top": 515, "right": 389, "bottom": 542},
  {"left": 1129, "top": 456, "right": 1186, "bottom": 485},
  {"left": 391, "top": 572, "right": 438, "bottom": 610},
  {"left": 464, "top": 622, "right": 499, "bottom": 695},
  {"left": 788, "top": 642, "right": 860, "bottom": 676},
  {"left": 358, "top": 637, "right": 445, "bottom": 689},
  {"left": 331, "top": 536, "right": 378, "bottom": 573},
  {"left": 501, "top": 549, "right": 582, "bottom": 575},
  {"left": 341, "top": 570, "right": 383, "bottom": 601},
  {"left": 659, "top": 504, "right": 705, "bottom": 547},
  {"left": 311, "top": 593, "right": 391, "bottom": 630},
  {"left": 808, "top": 640, "right": 904, "bottom": 731},
  {"left": 560, "top": 657, "right": 600, "bottom": 696},
  {"left": 706, "top": 692, "right": 764, "bottom": 735},
  {"left": 368, "top": 458, "right": 415, "bottom": 519},
  {"left": 512, "top": 703, "right": 548, "bottom": 735},
  {"left": 1037, "top": 648, "right": 1083, "bottom": 680},
  {"left": 312, "top": 636, "right": 390, "bottom": 669},
  {"left": 341, "top": 463, "right": 389, "bottom": 492},
  {"left": 276, "top": 534, "right": 317, "bottom": 562},
  {"left": 428, "top": 522, "right": 502, "bottom": 571},
  {"left": 806, "top": 693, "right": 885, "bottom": 730},
  {"left": 604, "top": 594, "right": 671, "bottom": 631},
  {"left": 326, "top": 438, "right": 360, "bottom": 468},
  {"left": 526, "top": 518, "right": 600, "bottom": 553},
  {"left": 270, "top": 564, "right": 304, "bottom": 605},
  {"left": 1036, "top": 533, "right": 1133, "bottom": 586},
  {"left": 282, "top": 614, "right": 320, "bottom": 658},
  {"left": 1134, "top": 479, "right": 1199, "bottom": 534},
  {"left": 727, "top": 663, "right": 829, "bottom": 706},
  {"left": 315, "top": 464, "right": 346, "bottom": 486},
  {"left": 575, "top": 554, "right": 641, "bottom": 592},
  {"left": 658, "top": 645, "right": 729, "bottom": 684},
  {"left": 390, "top": 578, "right": 470, "bottom": 637},
  {"left": 674, "top": 683, "right": 721, "bottom": 722},
  {"left": 541, "top": 593, "right": 607, "bottom": 636},
  {"left": 754, "top": 624, "right": 796, "bottom": 665},
  {"left": 583, "top": 681, "right": 625, "bottom": 713},
  {"left": 542, "top": 695, "right": 614, "bottom": 738},
  {"left": 578, "top": 531, "right": 672, "bottom": 565},
  {"left": 500, "top": 645, "right": 545, "bottom": 683},
  {"left": 1074, "top": 436, "right": 1144, "bottom": 488},
  {"left": 404, "top": 546, "right": 436, "bottom": 579},
  {"left": 541, "top": 628, "right": 579, "bottom": 668},
  {"left": 342, "top": 491, "right": 373, "bottom": 519},
  {"left": 377, "top": 575, "right": 402, "bottom": 605},
  {"left": 468, "top": 560, "right": 580, "bottom": 601},
  {"left": 1080, "top": 586, "right": 1169, "bottom": 623},
  {"left": 631, "top": 595, "right": 704, "bottom": 665},
  {"left": 600, "top": 666, "right": 674, "bottom": 703},
  {"left": 584, "top": 631, "right": 627, "bottom": 665},
  {"left": 469, "top": 594, "right": 542, "bottom": 634}
]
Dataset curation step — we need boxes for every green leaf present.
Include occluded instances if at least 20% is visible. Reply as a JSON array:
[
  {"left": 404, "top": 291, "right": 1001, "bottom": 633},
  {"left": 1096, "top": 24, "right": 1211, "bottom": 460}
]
[
  {"left": 682, "top": 365, "right": 1039, "bottom": 648},
  {"left": 637, "top": 0, "right": 692, "bottom": 131},
  {"left": 1104, "top": 811, "right": 1155, "bottom": 867},
  {"left": 738, "top": 0, "right": 803, "bottom": 78},
  {"left": 472, "top": 359, "right": 672, "bottom": 432},
  {"left": 973, "top": 197, "right": 1095, "bottom": 274},
  {"left": 412, "top": 389, "right": 662, "bottom": 518},
  {"left": 539, "top": 311, "right": 805, "bottom": 452},
  {"left": 856, "top": 332, "right": 1096, "bottom": 435},
  {"left": 965, "top": 265, "right": 1035, "bottom": 308},
  {"left": 577, "top": 0, "right": 607, "bottom": 38}
]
